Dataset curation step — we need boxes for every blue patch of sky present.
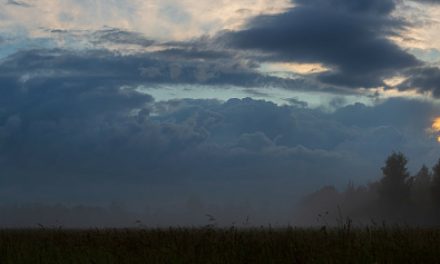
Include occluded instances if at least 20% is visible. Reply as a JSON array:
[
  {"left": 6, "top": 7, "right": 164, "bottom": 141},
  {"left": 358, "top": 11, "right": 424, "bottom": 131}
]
[
  {"left": 0, "top": 35, "right": 56, "bottom": 59},
  {"left": 137, "top": 84, "right": 374, "bottom": 110},
  {"left": 409, "top": 48, "right": 440, "bottom": 64}
]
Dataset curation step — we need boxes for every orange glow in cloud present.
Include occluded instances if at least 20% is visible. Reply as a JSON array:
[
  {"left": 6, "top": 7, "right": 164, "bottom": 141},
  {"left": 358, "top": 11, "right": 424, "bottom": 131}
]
[
  {"left": 433, "top": 118, "right": 440, "bottom": 131},
  {"left": 432, "top": 117, "right": 440, "bottom": 142}
]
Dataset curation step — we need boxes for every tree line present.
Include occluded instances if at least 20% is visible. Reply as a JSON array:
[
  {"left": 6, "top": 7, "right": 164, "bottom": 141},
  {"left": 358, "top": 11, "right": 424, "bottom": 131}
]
[{"left": 296, "top": 152, "right": 440, "bottom": 226}]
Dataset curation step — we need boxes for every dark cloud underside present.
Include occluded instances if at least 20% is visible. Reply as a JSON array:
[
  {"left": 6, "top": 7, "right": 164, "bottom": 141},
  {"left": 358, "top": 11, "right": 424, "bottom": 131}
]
[
  {"left": 223, "top": 0, "right": 419, "bottom": 88},
  {"left": 399, "top": 67, "right": 440, "bottom": 97}
]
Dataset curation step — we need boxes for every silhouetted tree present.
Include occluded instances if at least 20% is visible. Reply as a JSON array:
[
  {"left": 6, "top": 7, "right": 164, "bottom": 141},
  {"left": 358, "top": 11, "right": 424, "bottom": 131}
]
[
  {"left": 411, "top": 165, "right": 431, "bottom": 207},
  {"left": 431, "top": 159, "right": 440, "bottom": 211},
  {"left": 297, "top": 153, "right": 440, "bottom": 225},
  {"left": 378, "top": 152, "right": 411, "bottom": 207}
]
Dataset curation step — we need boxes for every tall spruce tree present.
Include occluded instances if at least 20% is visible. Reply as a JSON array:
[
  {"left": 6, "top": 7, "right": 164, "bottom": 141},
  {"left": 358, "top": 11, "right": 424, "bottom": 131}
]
[
  {"left": 431, "top": 159, "right": 440, "bottom": 209},
  {"left": 411, "top": 165, "right": 431, "bottom": 206},
  {"left": 379, "top": 152, "right": 411, "bottom": 207}
]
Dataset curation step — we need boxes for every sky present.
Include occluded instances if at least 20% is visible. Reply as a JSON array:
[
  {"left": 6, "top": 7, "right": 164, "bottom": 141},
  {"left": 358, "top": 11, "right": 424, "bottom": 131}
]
[{"left": 2, "top": 0, "right": 440, "bottom": 226}]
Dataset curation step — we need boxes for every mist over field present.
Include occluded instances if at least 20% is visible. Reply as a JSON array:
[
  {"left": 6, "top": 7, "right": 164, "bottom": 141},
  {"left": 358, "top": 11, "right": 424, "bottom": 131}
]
[{"left": 2, "top": 0, "right": 440, "bottom": 227}]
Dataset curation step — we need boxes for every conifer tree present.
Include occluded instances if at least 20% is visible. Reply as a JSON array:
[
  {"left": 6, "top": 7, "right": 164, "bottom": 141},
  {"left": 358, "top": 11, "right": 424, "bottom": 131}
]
[{"left": 379, "top": 152, "right": 411, "bottom": 206}]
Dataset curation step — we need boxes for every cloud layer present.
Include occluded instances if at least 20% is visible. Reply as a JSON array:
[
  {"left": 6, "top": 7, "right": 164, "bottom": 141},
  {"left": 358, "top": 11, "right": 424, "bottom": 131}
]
[
  {"left": 2, "top": 0, "right": 440, "bottom": 225},
  {"left": 1, "top": 49, "right": 440, "bottom": 223},
  {"left": 2, "top": 0, "right": 440, "bottom": 97},
  {"left": 223, "top": 0, "right": 422, "bottom": 89}
]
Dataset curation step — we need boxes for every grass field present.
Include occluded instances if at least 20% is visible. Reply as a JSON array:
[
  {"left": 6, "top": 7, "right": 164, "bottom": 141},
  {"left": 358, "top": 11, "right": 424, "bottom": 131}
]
[{"left": 1, "top": 226, "right": 440, "bottom": 263}]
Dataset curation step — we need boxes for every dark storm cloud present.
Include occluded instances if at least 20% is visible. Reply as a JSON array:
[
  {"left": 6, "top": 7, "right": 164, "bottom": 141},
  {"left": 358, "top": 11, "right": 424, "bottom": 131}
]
[
  {"left": 0, "top": 48, "right": 256, "bottom": 87},
  {"left": 398, "top": 67, "right": 440, "bottom": 97},
  {"left": 295, "top": 0, "right": 396, "bottom": 14},
  {"left": 155, "top": 48, "right": 232, "bottom": 60},
  {"left": 0, "top": 56, "right": 438, "bottom": 194},
  {"left": 0, "top": 60, "right": 368, "bottom": 209},
  {"left": 333, "top": 98, "right": 437, "bottom": 129},
  {"left": 0, "top": 48, "right": 336, "bottom": 93},
  {"left": 40, "top": 28, "right": 364, "bottom": 94},
  {"left": 0, "top": 50, "right": 360, "bottom": 192},
  {"left": 222, "top": 0, "right": 419, "bottom": 88},
  {"left": 42, "top": 26, "right": 405, "bottom": 95}
]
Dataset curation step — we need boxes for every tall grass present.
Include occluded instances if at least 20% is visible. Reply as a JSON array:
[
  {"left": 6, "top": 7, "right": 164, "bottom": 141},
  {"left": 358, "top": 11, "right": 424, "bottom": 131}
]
[{"left": 0, "top": 226, "right": 440, "bottom": 263}]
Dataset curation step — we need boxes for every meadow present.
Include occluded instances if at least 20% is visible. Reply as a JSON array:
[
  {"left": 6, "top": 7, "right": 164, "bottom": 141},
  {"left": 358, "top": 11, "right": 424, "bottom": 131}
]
[{"left": 1, "top": 225, "right": 440, "bottom": 263}]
